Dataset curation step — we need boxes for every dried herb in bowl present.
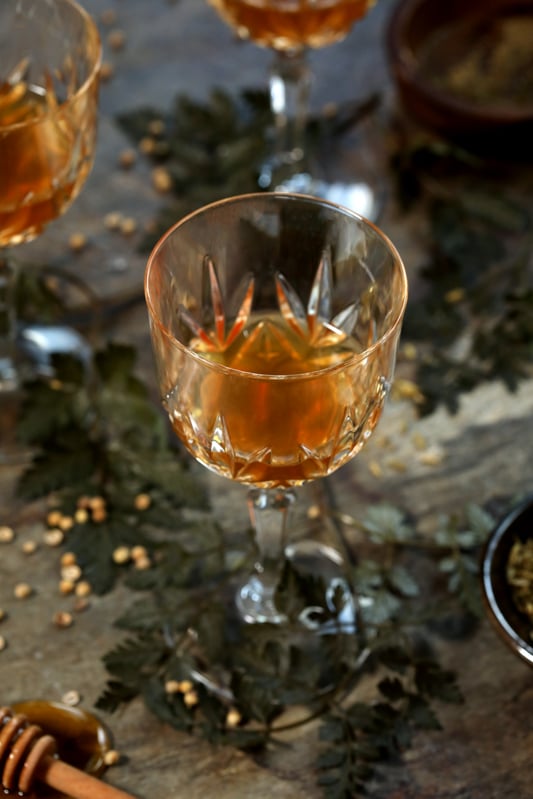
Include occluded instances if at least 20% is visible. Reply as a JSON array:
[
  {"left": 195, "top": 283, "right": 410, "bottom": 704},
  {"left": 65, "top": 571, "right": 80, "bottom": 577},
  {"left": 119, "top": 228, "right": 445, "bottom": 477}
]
[
  {"left": 506, "top": 538, "right": 533, "bottom": 640},
  {"left": 419, "top": 15, "right": 533, "bottom": 110}
]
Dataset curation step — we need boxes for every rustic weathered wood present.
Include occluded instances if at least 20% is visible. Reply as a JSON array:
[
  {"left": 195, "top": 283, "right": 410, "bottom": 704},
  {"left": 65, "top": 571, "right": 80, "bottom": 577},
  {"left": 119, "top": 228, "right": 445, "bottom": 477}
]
[{"left": 1, "top": 1, "right": 532, "bottom": 798}]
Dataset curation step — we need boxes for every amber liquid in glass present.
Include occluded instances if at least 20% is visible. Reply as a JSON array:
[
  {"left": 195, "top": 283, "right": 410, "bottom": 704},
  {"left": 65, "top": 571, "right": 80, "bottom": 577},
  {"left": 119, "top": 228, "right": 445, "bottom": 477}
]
[
  {"left": 0, "top": 79, "right": 94, "bottom": 246},
  {"left": 166, "top": 311, "right": 385, "bottom": 487},
  {"left": 208, "top": 0, "right": 375, "bottom": 50}
]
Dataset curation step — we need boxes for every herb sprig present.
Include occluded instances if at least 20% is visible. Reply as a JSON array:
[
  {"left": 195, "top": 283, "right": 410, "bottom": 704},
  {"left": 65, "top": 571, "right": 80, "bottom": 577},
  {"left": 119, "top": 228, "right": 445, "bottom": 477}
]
[{"left": 15, "top": 344, "right": 497, "bottom": 798}]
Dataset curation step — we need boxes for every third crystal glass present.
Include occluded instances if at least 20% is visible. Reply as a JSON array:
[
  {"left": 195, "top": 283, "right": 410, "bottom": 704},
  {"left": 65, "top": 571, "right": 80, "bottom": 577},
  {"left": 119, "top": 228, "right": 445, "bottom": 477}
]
[{"left": 145, "top": 192, "right": 407, "bottom": 626}]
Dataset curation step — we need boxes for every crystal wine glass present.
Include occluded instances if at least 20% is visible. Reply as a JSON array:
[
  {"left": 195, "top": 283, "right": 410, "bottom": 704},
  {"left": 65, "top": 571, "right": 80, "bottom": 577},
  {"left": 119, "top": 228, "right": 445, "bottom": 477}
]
[
  {"left": 145, "top": 192, "right": 407, "bottom": 626},
  {"left": 0, "top": 0, "right": 101, "bottom": 394},
  {"left": 206, "top": 0, "right": 379, "bottom": 216}
]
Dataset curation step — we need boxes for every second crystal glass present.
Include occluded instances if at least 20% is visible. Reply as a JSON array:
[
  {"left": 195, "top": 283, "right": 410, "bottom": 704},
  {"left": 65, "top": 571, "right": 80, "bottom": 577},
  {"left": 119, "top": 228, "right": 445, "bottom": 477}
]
[
  {"left": 145, "top": 192, "right": 407, "bottom": 626},
  {"left": 0, "top": 0, "right": 101, "bottom": 393},
  {"left": 206, "top": 0, "right": 378, "bottom": 214}
]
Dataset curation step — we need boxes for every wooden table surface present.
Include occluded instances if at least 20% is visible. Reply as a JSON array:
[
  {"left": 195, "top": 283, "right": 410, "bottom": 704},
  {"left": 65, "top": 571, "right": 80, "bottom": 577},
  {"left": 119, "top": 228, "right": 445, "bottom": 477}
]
[{"left": 1, "top": 1, "right": 532, "bottom": 798}]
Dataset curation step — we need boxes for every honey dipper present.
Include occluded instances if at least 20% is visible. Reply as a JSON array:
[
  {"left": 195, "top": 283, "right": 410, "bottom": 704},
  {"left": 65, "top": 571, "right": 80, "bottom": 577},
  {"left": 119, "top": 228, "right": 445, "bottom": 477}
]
[{"left": 0, "top": 706, "right": 136, "bottom": 799}]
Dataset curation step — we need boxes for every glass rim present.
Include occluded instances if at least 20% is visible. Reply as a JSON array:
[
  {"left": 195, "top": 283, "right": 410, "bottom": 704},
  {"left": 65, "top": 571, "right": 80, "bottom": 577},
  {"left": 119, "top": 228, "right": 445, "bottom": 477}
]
[
  {"left": 144, "top": 192, "right": 409, "bottom": 381},
  {"left": 0, "top": 0, "right": 102, "bottom": 133}
]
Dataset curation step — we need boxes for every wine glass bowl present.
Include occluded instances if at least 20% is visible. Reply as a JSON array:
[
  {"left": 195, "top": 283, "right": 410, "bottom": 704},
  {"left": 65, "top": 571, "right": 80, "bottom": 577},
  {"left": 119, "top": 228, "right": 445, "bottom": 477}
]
[
  {"left": 145, "top": 192, "right": 407, "bottom": 624},
  {"left": 0, "top": 0, "right": 101, "bottom": 247},
  {"left": 207, "top": 0, "right": 375, "bottom": 51}
]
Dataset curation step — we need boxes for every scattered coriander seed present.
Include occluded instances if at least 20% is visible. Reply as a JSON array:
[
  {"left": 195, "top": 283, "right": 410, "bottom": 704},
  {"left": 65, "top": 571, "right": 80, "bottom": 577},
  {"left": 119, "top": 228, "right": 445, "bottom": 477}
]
[
  {"left": 59, "top": 516, "right": 74, "bottom": 531},
  {"left": 178, "top": 680, "right": 194, "bottom": 694},
  {"left": 412, "top": 432, "right": 428, "bottom": 451},
  {"left": 147, "top": 119, "right": 165, "bottom": 137},
  {"left": 44, "top": 275, "right": 60, "bottom": 293},
  {"left": 100, "top": 9, "right": 117, "bottom": 25},
  {"left": 75, "top": 581, "right": 92, "bottom": 598},
  {"left": 386, "top": 458, "right": 407, "bottom": 473},
  {"left": 139, "top": 136, "right": 156, "bottom": 155},
  {"left": 92, "top": 507, "right": 107, "bottom": 523},
  {"left": 152, "top": 166, "right": 173, "bottom": 193},
  {"left": 120, "top": 217, "right": 137, "bottom": 236},
  {"left": 401, "top": 342, "right": 418, "bottom": 361},
  {"left": 398, "top": 419, "right": 409, "bottom": 434},
  {"left": 307, "top": 504, "right": 320, "bottom": 520},
  {"left": 99, "top": 61, "right": 115, "bottom": 82},
  {"left": 44, "top": 529, "right": 64, "bottom": 547},
  {"left": 321, "top": 101, "right": 338, "bottom": 119},
  {"left": 74, "top": 508, "right": 89, "bottom": 524},
  {"left": 22, "top": 540, "right": 37, "bottom": 555},
  {"left": 60, "top": 552, "right": 77, "bottom": 567},
  {"left": 113, "top": 546, "right": 131, "bottom": 565},
  {"left": 419, "top": 449, "right": 445, "bottom": 466},
  {"left": 445, "top": 287, "right": 465, "bottom": 304},
  {"left": 89, "top": 496, "right": 106, "bottom": 510},
  {"left": 77, "top": 495, "right": 92, "bottom": 510},
  {"left": 61, "top": 564, "right": 82, "bottom": 583},
  {"left": 73, "top": 597, "right": 90, "bottom": 613},
  {"left": 165, "top": 680, "right": 181, "bottom": 694},
  {"left": 131, "top": 545, "right": 147, "bottom": 560},
  {"left": 62, "top": 690, "right": 81, "bottom": 706},
  {"left": 59, "top": 580, "right": 75, "bottom": 596},
  {"left": 225, "top": 708, "right": 241, "bottom": 728},
  {"left": 368, "top": 460, "right": 383, "bottom": 478},
  {"left": 134, "top": 555, "right": 151, "bottom": 570},
  {"left": 47, "top": 510, "right": 62, "bottom": 527},
  {"left": 118, "top": 148, "right": 136, "bottom": 169},
  {"left": 14, "top": 582, "right": 33, "bottom": 599},
  {"left": 0, "top": 636, "right": 6, "bottom": 652},
  {"left": 0, "top": 609, "right": 6, "bottom": 622},
  {"left": 107, "top": 29, "right": 126, "bottom": 50},
  {"left": 104, "top": 211, "right": 122, "bottom": 230},
  {"left": 53, "top": 611, "right": 73, "bottom": 628},
  {"left": 134, "top": 493, "right": 151, "bottom": 511},
  {"left": 104, "top": 750, "right": 121, "bottom": 767},
  {"left": 68, "top": 233, "right": 87, "bottom": 253},
  {"left": 392, "top": 378, "right": 425, "bottom": 405},
  {"left": 183, "top": 690, "right": 199, "bottom": 708},
  {"left": 0, "top": 526, "right": 15, "bottom": 543}
]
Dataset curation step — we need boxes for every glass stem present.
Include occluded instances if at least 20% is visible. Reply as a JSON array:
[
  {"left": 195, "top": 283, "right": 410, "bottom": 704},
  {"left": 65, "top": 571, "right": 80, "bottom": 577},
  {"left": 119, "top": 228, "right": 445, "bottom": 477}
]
[
  {"left": 0, "top": 254, "right": 19, "bottom": 392},
  {"left": 260, "top": 48, "right": 312, "bottom": 189},
  {"left": 237, "top": 487, "right": 296, "bottom": 623}
]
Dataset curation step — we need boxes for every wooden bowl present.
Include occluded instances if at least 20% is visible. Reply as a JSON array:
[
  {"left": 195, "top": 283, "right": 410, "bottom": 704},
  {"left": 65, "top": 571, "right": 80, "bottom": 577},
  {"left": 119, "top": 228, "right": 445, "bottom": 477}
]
[
  {"left": 481, "top": 496, "right": 533, "bottom": 666},
  {"left": 386, "top": 0, "right": 533, "bottom": 155}
]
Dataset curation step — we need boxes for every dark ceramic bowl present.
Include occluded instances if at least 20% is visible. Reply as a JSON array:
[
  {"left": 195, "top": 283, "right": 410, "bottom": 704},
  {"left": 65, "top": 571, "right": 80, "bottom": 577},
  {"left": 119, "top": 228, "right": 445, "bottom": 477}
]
[
  {"left": 386, "top": 0, "right": 533, "bottom": 155},
  {"left": 481, "top": 496, "right": 533, "bottom": 666}
]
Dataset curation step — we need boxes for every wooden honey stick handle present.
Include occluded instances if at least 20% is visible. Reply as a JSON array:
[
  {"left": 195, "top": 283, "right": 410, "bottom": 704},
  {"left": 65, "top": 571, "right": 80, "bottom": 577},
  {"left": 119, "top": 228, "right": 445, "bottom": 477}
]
[
  {"left": 0, "top": 707, "right": 138, "bottom": 799},
  {"left": 36, "top": 753, "right": 138, "bottom": 799}
]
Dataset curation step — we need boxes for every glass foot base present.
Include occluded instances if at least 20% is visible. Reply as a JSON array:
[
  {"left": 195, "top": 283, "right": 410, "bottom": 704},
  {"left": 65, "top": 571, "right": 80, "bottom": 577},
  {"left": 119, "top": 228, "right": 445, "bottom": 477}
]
[
  {"left": 237, "top": 576, "right": 288, "bottom": 625},
  {"left": 1, "top": 324, "right": 91, "bottom": 394},
  {"left": 285, "top": 539, "right": 357, "bottom": 635},
  {"left": 271, "top": 171, "right": 381, "bottom": 221},
  {"left": 1, "top": 324, "right": 91, "bottom": 465},
  {"left": 18, "top": 323, "right": 91, "bottom": 377},
  {"left": 237, "top": 540, "right": 357, "bottom": 633}
]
